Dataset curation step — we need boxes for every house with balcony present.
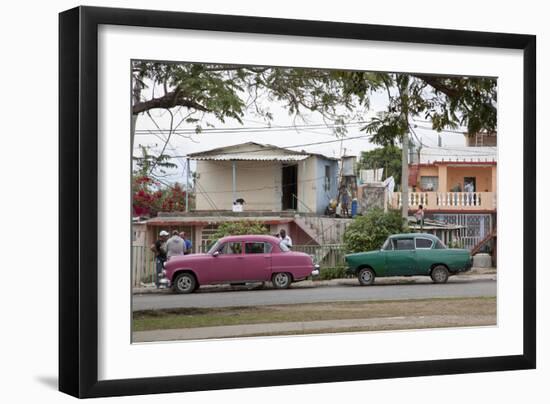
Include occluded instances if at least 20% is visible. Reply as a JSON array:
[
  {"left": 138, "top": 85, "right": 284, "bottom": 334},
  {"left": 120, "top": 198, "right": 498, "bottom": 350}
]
[
  {"left": 392, "top": 144, "right": 497, "bottom": 251},
  {"left": 141, "top": 142, "right": 352, "bottom": 255}
]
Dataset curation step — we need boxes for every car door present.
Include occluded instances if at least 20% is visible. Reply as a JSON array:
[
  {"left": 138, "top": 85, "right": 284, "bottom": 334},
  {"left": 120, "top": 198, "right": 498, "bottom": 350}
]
[
  {"left": 414, "top": 237, "right": 435, "bottom": 275},
  {"left": 386, "top": 238, "right": 416, "bottom": 275},
  {"left": 243, "top": 242, "right": 272, "bottom": 281},
  {"left": 213, "top": 241, "right": 243, "bottom": 282}
]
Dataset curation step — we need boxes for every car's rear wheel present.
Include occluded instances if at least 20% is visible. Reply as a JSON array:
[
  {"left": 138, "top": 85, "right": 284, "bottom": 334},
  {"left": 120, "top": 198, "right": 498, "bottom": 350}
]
[
  {"left": 173, "top": 272, "right": 197, "bottom": 294},
  {"left": 430, "top": 265, "right": 449, "bottom": 284},
  {"left": 272, "top": 272, "right": 291, "bottom": 289},
  {"left": 358, "top": 267, "right": 375, "bottom": 286}
]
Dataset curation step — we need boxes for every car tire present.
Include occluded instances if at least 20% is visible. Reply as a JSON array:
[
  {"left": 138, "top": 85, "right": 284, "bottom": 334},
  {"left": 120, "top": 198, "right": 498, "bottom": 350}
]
[
  {"left": 272, "top": 272, "right": 291, "bottom": 289},
  {"left": 431, "top": 265, "right": 449, "bottom": 284},
  {"left": 358, "top": 267, "right": 375, "bottom": 286},
  {"left": 173, "top": 272, "right": 197, "bottom": 294}
]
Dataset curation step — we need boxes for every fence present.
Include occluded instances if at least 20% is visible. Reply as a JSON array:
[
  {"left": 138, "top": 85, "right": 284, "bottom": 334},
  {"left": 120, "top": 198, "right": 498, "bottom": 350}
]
[
  {"left": 131, "top": 244, "right": 347, "bottom": 286},
  {"left": 292, "top": 244, "right": 346, "bottom": 268},
  {"left": 132, "top": 246, "right": 157, "bottom": 287}
]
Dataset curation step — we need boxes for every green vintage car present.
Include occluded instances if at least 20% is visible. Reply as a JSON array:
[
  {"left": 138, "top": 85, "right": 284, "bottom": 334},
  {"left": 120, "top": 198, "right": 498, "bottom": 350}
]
[{"left": 345, "top": 233, "right": 473, "bottom": 286}]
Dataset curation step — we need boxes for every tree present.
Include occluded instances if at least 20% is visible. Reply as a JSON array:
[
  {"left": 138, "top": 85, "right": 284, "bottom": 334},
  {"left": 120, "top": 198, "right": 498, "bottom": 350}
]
[
  {"left": 131, "top": 62, "right": 377, "bottom": 142},
  {"left": 352, "top": 72, "right": 496, "bottom": 219},
  {"left": 343, "top": 208, "right": 404, "bottom": 254},
  {"left": 210, "top": 221, "right": 269, "bottom": 240},
  {"left": 358, "top": 145, "right": 402, "bottom": 186},
  {"left": 132, "top": 63, "right": 497, "bottom": 220}
]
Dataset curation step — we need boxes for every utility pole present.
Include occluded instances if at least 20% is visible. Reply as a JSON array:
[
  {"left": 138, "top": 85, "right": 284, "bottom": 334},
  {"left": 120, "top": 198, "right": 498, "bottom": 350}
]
[
  {"left": 400, "top": 82, "right": 409, "bottom": 222},
  {"left": 185, "top": 158, "right": 190, "bottom": 212}
]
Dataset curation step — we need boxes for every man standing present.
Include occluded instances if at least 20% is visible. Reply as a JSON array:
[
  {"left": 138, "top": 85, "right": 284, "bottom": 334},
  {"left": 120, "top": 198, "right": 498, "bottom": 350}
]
[
  {"left": 415, "top": 204, "right": 425, "bottom": 231},
  {"left": 151, "top": 230, "right": 169, "bottom": 288},
  {"left": 166, "top": 230, "right": 185, "bottom": 258},
  {"left": 278, "top": 229, "right": 293, "bottom": 248},
  {"left": 180, "top": 231, "right": 193, "bottom": 254}
]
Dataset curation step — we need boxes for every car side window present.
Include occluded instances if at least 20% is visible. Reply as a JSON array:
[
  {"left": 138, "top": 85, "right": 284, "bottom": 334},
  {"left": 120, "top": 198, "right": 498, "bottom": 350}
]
[
  {"left": 245, "top": 242, "right": 271, "bottom": 254},
  {"left": 392, "top": 238, "right": 414, "bottom": 250},
  {"left": 382, "top": 239, "right": 393, "bottom": 251},
  {"left": 220, "top": 242, "right": 242, "bottom": 255},
  {"left": 415, "top": 238, "right": 434, "bottom": 249}
]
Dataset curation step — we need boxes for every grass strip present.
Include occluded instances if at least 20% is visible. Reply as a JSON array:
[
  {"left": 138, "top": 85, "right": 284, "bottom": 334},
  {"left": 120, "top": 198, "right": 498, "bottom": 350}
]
[{"left": 133, "top": 296, "right": 496, "bottom": 332}]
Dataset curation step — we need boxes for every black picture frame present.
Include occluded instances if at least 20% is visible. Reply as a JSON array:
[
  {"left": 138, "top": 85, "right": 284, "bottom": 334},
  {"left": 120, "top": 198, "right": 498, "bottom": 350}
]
[{"left": 59, "top": 6, "right": 536, "bottom": 398}]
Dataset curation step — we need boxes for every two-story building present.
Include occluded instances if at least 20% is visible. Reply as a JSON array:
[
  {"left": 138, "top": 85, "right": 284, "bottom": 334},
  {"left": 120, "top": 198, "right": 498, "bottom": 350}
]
[{"left": 392, "top": 144, "right": 497, "bottom": 251}]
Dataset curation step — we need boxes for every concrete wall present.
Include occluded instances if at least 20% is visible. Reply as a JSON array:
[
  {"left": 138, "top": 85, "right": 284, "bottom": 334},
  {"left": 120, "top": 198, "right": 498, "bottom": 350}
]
[
  {"left": 416, "top": 164, "right": 496, "bottom": 193},
  {"left": 296, "top": 156, "right": 338, "bottom": 214},
  {"left": 314, "top": 157, "right": 339, "bottom": 214},
  {"left": 446, "top": 166, "right": 494, "bottom": 192},
  {"left": 195, "top": 160, "right": 282, "bottom": 211}
]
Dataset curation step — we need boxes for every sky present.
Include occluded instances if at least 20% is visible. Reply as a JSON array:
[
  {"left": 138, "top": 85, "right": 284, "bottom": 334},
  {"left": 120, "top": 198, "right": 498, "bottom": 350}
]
[{"left": 133, "top": 74, "right": 473, "bottom": 186}]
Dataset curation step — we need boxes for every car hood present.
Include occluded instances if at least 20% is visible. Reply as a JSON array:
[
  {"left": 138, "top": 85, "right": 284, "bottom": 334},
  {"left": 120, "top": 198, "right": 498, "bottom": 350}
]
[{"left": 166, "top": 253, "right": 211, "bottom": 264}]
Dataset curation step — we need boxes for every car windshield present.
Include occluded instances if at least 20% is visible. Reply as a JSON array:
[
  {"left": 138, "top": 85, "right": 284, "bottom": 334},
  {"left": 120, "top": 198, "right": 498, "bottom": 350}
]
[
  {"left": 279, "top": 241, "right": 290, "bottom": 252},
  {"left": 207, "top": 240, "right": 221, "bottom": 254}
]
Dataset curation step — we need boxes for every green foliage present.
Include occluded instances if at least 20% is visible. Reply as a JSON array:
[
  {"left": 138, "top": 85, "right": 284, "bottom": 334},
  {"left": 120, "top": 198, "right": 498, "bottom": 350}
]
[
  {"left": 360, "top": 73, "right": 497, "bottom": 145},
  {"left": 448, "top": 239, "right": 464, "bottom": 249},
  {"left": 210, "top": 221, "right": 269, "bottom": 240},
  {"left": 359, "top": 145, "right": 402, "bottom": 185},
  {"left": 343, "top": 209, "right": 404, "bottom": 253},
  {"left": 318, "top": 266, "right": 348, "bottom": 280}
]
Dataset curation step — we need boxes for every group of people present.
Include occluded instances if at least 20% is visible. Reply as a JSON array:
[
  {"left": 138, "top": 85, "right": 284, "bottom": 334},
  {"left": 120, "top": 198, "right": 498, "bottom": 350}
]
[{"left": 151, "top": 230, "right": 192, "bottom": 288}]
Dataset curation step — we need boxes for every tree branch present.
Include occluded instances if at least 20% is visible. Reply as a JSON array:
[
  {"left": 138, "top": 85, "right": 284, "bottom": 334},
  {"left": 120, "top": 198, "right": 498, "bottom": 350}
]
[
  {"left": 132, "top": 91, "right": 210, "bottom": 115},
  {"left": 412, "top": 74, "right": 461, "bottom": 98}
]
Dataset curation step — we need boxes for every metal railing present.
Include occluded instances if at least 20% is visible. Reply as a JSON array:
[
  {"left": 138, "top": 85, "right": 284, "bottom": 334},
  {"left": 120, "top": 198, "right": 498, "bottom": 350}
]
[{"left": 392, "top": 191, "right": 496, "bottom": 210}]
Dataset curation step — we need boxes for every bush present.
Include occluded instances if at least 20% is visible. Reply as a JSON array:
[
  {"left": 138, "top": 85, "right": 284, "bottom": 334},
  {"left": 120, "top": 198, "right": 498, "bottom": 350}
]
[
  {"left": 318, "top": 266, "right": 348, "bottom": 280},
  {"left": 210, "top": 220, "right": 269, "bottom": 240},
  {"left": 343, "top": 208, "right": 404, "bottom": 254}
]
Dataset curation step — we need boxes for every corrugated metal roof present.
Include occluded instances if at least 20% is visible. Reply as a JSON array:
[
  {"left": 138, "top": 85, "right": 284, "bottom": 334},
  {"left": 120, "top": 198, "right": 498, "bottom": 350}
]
[
  {"left": 191, "top": 153, "right": 309, "bottom": 161},
  {"left": 419, "top": 146, "right": 497, "bottom": 164},
  {"left": 187, "top": 141, "right": 338, "bottom": 161}
]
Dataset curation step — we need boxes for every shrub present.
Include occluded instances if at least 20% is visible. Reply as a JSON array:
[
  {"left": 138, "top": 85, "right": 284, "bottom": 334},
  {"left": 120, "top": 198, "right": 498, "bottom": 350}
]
[
  {"left": 210, "top": 220, "right": 269, "bottom": 240},
  {"left": 343, "top": 208, "right": 404, "bottom": 254},
  {"left": 318, "top": 266, "right": 348, "bottom": 280}
]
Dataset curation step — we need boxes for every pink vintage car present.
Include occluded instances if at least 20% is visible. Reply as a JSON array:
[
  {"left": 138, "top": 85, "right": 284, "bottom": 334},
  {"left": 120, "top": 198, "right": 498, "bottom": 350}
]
[{"left": 162, "top": 235, "right": 320, "bottom": 294}]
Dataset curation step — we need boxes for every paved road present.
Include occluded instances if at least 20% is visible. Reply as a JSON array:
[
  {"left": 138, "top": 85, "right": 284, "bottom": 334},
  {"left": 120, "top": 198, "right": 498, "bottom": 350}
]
[{"left": 132, "top": 278, "right": 496, "bottom": 311}]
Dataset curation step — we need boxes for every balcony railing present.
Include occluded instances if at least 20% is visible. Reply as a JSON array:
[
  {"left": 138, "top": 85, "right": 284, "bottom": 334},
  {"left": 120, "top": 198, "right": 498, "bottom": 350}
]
[{"left": 392, "top": 191, "right": 496, "bottom": 211}]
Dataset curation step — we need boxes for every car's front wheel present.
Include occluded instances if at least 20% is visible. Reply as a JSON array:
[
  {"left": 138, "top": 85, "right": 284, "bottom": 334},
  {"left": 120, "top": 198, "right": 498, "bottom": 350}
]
[
  {"left": 431, "top": 265, "right": 449, "bottom": 284},
  {"left": 358, "top": 267, "right": 375, "bottom": 286},
  {"left": 272, "top": 272, "right": 292, "bottom": 289},
  {"left": 173, "top": 272, "right": 197, "bottom": 294}
]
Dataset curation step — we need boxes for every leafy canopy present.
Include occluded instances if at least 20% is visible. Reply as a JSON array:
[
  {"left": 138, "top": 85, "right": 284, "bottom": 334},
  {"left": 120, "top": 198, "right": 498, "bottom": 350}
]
[
  {"left": 133, "top": 62, "right": 497, "bottom": 148},
  {"left": 343, "top": 208, "right": 405, "bottom": 254},
  {"left": 358, "top": 145, "right": 402, "bottom": 185}
]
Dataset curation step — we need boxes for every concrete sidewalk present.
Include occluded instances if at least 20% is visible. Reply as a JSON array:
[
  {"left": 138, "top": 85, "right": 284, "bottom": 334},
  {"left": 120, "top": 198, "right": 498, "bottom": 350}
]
[
  {"left": 133, "top": 314, "right": 496, "bottom": 342},
  {"left": 133, "top": 267, "right": 496, "bottom": 295}
]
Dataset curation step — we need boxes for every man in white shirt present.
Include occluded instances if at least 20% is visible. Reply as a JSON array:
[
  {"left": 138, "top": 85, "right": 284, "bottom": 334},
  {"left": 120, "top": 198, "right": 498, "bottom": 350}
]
[
  {"left": 165, "top": 230, "right": 185, "bottom": 258},
  {"left": 278, "top": 229, "right": 292, "bottom": 248}
]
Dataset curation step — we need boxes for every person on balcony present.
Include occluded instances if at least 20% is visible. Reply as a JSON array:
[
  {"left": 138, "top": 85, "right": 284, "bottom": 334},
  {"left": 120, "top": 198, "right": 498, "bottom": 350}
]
[{"left": 415, "top": 204, "right": 425, "bottom": 231}]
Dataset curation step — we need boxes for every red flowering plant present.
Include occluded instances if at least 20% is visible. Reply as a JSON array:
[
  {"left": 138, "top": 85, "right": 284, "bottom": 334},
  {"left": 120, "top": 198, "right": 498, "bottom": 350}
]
[
  {"left": 132, "top": 145, "right": 191, "bottom": 217},
  {"left": 132, "top": 175, "right": 164, "bottom": 217}
]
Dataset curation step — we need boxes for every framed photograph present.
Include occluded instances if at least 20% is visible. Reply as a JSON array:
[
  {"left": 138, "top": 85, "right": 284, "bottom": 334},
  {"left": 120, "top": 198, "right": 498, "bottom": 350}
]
[{"left": 59, "top": 6, "right": 536, "bottom": 398}]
